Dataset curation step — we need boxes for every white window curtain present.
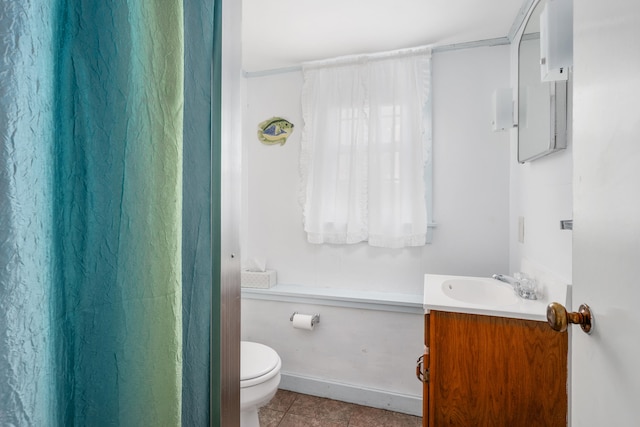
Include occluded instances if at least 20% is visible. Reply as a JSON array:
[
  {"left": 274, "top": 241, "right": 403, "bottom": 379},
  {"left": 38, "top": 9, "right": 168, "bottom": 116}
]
[{"left": 300, "top": 47, "right": 432, "bottom": 248}]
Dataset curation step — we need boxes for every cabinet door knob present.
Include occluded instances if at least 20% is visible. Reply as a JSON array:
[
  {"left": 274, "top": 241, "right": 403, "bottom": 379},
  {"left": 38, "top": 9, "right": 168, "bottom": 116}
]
[
  {"left": 546, "top": 302, "right": 593, "bottom": 334},
  {"left": 416, "top": 355, "right": 429, "bottom": 383}
]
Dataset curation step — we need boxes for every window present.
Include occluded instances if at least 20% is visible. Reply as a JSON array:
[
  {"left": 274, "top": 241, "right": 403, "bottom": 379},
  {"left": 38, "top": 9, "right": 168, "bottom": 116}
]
[{"left": 300, "top": 48, "right": 432, "bottom": 248}]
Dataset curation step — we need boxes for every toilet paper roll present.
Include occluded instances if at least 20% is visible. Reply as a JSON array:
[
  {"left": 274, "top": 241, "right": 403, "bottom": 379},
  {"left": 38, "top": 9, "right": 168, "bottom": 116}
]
[{"left": 292, "top": 314, "right": 315, "bottom": 331}]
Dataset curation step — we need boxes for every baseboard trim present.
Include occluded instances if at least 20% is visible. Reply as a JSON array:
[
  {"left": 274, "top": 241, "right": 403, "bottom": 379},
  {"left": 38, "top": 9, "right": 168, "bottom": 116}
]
[{"left": 278, "top": 372, "right": 423, "bottom": 417}]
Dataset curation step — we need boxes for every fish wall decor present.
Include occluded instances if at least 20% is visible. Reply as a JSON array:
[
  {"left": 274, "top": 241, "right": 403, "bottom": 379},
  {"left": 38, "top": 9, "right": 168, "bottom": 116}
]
[{"left": 257, "top": 117, "right": 294, "bottom": 146}]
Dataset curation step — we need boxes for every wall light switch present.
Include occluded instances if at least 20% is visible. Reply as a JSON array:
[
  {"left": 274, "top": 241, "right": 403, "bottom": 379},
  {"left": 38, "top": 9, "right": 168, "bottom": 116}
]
[{"left": 518, "top": 216, "right": 525, "bottom": 243}]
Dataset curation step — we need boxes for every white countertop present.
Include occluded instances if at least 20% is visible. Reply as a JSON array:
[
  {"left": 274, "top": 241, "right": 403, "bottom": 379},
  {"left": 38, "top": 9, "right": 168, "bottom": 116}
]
[{"left": 423, "top": 274, "right": 570, "bottom": 322}]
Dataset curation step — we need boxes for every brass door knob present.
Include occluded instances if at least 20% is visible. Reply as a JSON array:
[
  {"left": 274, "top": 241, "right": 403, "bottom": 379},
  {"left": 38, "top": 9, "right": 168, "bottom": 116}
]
[{"left": 546, "top": 302, "right": 593, "bottom": 334}]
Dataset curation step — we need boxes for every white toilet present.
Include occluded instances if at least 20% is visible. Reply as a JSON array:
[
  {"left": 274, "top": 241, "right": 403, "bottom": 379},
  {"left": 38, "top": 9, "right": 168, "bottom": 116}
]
[{"left": 240, "top": 341, "right": 282, "bottom": 427}]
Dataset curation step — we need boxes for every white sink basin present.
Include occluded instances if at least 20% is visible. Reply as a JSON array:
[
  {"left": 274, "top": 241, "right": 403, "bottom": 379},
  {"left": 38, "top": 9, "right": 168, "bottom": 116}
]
[
  {"left": 441, "top": 278, "right": 519, "bottom": 306},
  {"left": 424, "top": 274, "right": 569, "bottom": 322}
]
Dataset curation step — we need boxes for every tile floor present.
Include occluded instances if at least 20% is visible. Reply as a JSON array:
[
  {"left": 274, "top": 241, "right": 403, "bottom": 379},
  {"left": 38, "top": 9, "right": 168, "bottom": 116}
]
[{"left": 258, "top": 389, "right": 422, "bottom": 427}]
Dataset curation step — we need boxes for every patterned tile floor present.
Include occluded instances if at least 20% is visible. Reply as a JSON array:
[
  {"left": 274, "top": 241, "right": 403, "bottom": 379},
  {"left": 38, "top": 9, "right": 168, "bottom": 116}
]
[{"left": 258, "top": 389, "right": 422, "bottom": 427}]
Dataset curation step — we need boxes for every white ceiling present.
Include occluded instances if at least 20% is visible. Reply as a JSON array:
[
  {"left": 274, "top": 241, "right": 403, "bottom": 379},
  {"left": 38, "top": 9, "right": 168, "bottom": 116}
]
[{"left": 242, "top": 0, "right": 528, "bottom": 72}]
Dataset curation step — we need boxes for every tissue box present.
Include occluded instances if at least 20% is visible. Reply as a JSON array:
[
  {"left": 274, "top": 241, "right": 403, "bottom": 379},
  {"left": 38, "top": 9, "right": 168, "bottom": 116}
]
[{"left": 241, "top": 270, "right": 277, "bottom": 289}]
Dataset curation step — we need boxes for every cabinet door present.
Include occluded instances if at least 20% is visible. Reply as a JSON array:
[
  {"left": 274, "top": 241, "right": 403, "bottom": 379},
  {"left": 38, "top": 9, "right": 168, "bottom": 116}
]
[{"left": 428, "top": 311, "right": 567, "bottom": 427}]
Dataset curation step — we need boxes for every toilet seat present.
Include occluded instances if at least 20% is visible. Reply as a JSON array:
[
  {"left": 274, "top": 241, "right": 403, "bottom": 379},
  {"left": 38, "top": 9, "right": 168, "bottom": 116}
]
[{"left": 240, "top": 341, "right": 281, "bottom": 388}]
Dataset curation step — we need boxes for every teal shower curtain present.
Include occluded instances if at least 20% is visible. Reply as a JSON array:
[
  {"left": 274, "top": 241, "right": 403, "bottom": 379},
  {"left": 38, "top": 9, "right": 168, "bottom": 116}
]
[{"left": 1, "top": 1, "right": 215, "bottom": 425}]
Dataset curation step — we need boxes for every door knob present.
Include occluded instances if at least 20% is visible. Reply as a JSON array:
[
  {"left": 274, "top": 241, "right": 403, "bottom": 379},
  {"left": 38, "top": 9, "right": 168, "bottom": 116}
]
[{"left": 546, "top": 302, "right": 593, "bottom": 334}]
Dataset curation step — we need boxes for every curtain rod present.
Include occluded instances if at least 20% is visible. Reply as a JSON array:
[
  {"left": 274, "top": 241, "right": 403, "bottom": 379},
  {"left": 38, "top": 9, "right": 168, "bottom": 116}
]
[
  {"left": 302, "top": 45, "right": 432, "bottom": 70},
  {"left": 243, "top": 36, "right": 510, "bottom": 79}
]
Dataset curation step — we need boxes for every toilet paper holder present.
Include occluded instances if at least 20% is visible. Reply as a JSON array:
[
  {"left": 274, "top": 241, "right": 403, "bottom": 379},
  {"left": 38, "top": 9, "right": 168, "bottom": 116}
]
[{"left": 290, "top": 312, "right": 320, "bottom": 326}]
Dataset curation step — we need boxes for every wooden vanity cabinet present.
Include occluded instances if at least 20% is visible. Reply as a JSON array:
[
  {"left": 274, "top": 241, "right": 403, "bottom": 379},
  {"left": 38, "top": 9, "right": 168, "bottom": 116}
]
[{"left": 420, "top": 311, "right": 568, "bottom": 427}]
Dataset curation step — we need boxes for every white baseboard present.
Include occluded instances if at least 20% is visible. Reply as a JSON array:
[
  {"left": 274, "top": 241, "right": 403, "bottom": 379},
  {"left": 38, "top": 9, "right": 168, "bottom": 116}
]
[{"left": 279, "top": 371, "right": 423, "bottom": 417}]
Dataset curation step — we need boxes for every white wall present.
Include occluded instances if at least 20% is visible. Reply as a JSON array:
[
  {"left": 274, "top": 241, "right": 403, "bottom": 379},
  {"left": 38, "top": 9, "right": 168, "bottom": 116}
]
[
  {"left": 242, "top": 44, "right": 512, "bottom": 296},
  {"left": 242, "top": 298, "right": 424, "bottom": 414},
  {"left": 509, "top": 14, "right": 573, "bottom": 284},
  {"left": 240, "top": 44, "right": 512, "bottom": 414}
]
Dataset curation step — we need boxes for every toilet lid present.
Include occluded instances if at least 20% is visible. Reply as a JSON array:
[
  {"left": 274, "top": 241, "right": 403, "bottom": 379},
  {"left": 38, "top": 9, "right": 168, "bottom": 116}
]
[{"left": 241, "top": 341, "right": 280, "bottom": 381}]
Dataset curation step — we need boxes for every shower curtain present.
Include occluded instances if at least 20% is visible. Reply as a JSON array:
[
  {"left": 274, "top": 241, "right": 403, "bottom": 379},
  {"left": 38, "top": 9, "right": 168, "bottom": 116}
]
[{"left": 0, "top": 1, "right": 215, "bottom": 425}]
